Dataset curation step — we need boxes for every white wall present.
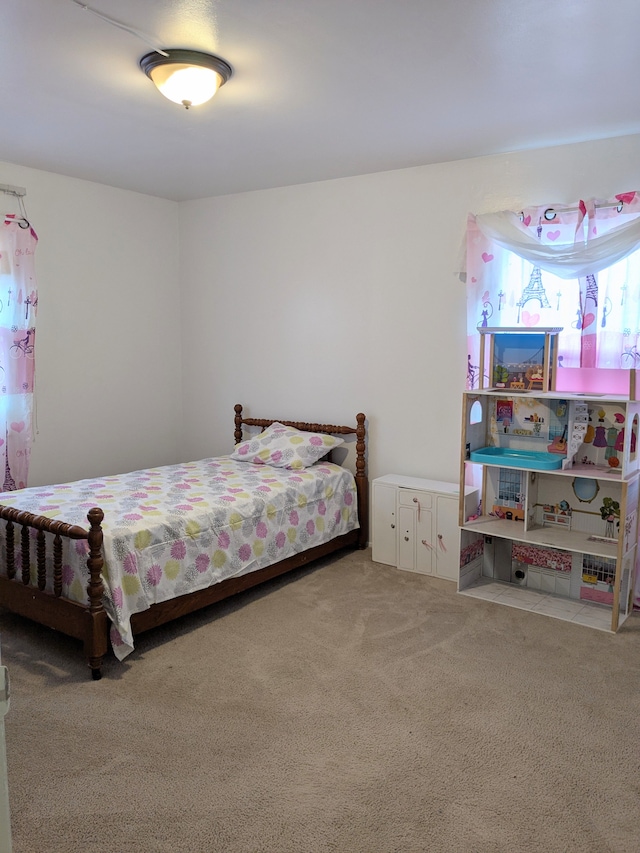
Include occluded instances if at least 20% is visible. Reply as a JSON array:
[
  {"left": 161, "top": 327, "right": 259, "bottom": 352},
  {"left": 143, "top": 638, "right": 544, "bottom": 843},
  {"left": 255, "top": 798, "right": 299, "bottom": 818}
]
[
  {"left": 0, "top": 162, "right": 182, "bottom": 486},
  {"left": 3, "top": 134, "right": 640, "bottom": 491},
  {"left": 178, "top": 134, "right": 640, "bottom": 486}
]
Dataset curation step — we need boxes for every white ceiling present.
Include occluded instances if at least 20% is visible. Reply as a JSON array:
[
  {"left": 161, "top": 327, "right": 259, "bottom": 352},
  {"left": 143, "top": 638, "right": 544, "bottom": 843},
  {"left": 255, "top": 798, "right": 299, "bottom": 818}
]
[{"left": 3, "top": 0, "right": 640, "bottom": 202}]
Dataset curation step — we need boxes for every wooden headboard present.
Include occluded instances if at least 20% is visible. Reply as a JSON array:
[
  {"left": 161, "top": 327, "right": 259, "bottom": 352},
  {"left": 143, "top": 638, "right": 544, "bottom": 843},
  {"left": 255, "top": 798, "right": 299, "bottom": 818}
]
[{"left": 233, "top": 404, "right": 368, "bottom": 549}]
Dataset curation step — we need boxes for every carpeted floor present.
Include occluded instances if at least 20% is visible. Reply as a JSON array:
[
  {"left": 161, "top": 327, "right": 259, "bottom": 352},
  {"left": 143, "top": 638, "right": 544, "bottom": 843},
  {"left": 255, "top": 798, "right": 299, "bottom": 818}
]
[{"left": 2, "top": 547, "right": 639, "bottom": 853}]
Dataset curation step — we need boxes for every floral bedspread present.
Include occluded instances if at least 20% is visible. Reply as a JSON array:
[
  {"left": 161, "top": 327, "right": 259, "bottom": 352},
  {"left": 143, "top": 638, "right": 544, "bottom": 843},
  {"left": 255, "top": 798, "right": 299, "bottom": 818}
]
[{"left": 0, "top": 457, "right": 359, "bottom": 660}]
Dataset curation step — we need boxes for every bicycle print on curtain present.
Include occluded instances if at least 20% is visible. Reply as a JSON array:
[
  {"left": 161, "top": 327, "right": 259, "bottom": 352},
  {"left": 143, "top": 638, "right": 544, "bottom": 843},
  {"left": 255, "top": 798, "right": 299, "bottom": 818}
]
[
  {"left": 0, "top": 214, "right": 38, "bottom": 490},
  {"left": 466, "top": 190, "right": 640, "bottom": 388}
]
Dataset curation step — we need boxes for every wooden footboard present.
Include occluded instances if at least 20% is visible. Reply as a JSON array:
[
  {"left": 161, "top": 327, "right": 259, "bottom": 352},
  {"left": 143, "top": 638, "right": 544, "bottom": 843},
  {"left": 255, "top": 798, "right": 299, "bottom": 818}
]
[
  {"left": 0, "top": 506, "right": 108, "bottom": 679},
  {"left": 0, "top": 406, "right": 368, "bottom": 679}
]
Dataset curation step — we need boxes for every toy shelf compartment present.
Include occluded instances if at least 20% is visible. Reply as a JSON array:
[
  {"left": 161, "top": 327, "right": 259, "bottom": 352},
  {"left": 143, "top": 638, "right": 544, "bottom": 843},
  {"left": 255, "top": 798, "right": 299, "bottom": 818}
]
[
  {"left": 463, "top": 391, "right": 640, "bottom": 482},
  {"left": 477, "top": 326, "right": 562, "bottom": 393},
  {"left": 459, "top": 515, "right": 620, "bottom": 560},
  {"left": 461, "top": 461, "right": 626, "bottom": 547},
  {"left": 475, "top": 325, "right": 640, "bottom": 401}
]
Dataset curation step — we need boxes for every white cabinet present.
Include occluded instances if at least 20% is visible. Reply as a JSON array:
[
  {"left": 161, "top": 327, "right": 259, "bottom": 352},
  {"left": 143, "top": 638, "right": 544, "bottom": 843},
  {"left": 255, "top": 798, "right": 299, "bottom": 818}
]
[{"left": 372, "top": 475, "right": 478, "bottom": 581}]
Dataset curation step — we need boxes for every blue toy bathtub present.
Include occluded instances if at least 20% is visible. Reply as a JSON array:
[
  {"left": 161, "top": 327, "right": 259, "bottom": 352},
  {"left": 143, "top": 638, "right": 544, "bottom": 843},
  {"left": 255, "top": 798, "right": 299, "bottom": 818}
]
[{"left": 469, "top": 446, "right": 564, "bottom": 470}]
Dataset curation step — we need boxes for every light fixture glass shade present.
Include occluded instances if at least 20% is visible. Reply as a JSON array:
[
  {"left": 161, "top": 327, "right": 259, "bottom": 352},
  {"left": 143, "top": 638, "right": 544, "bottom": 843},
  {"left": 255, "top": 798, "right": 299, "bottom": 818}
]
[
  {"left": 140, "top": 49, "right": 232, "bottom": 109},
  {"left": 149, "top": 64, "right": 222, "bottom": 107}
]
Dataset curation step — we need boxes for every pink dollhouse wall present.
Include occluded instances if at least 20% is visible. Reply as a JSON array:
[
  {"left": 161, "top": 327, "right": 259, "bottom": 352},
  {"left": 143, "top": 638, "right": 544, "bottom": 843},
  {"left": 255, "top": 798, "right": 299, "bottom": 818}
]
[{"left": 555, "top": 368, "right": 631, "bottom": 395}]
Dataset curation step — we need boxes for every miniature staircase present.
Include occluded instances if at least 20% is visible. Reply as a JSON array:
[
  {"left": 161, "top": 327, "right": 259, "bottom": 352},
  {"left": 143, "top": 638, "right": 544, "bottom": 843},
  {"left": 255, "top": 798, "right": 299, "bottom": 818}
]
[{"left": 562, "top": 400, "right": 589, "bottom": 469}]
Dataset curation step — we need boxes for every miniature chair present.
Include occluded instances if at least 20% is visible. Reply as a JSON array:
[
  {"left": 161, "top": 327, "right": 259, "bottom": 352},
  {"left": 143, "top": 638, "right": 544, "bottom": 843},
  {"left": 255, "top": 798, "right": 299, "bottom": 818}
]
[{"left": 526, "top": 365, "right": 544, "bottom": 390}]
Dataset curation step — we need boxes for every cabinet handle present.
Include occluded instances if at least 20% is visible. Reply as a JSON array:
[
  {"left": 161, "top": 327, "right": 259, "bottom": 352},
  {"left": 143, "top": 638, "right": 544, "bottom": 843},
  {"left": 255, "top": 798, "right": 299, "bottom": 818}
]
[
  {"left": 413, "top": 496, "right": 421, "bottom": 521},
  {"left": 437, "top": 534, "right": 447, "bottom": 552},
  {"left": 404, "top": 536, "right": 409, "bottom": 541},
  {"left": 390, "top": 524, "right": 395, "bottom": 529}
]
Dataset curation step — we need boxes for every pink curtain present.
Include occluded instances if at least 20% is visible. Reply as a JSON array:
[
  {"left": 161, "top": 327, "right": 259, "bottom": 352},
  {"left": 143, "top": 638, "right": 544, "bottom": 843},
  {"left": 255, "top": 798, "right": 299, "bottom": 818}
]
[
  {"left": 0, "top": 215, "right": 38, "bottom": 490},
  {"left": 466, "top": 191, "right": 640, "bottom": 387}
]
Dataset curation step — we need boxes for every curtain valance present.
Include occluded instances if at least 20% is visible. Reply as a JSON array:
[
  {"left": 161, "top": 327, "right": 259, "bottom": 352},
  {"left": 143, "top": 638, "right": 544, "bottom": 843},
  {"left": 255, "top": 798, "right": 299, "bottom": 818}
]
[
  {"left": 466, "top": 191, "right": 640, "bottom": 376},
  {"left": 474, "top": 208, "right": 640, "bottom": 279}
]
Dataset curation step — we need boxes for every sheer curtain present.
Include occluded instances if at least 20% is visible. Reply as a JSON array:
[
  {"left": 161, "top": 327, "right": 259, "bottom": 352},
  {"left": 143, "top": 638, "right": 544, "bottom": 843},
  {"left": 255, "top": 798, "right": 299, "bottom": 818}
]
[
  {"left": 466, "top": 190, "right": 640, "bottom": 386},
  {"left": 0, "top": 214, "right": 38, "bottom": 490}
]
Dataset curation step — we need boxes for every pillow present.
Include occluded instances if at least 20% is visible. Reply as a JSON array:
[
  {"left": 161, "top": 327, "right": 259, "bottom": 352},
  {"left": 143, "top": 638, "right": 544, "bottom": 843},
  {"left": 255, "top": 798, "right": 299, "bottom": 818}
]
[{"left": 230, "top": 422, "right": 344, "bottom": 469}]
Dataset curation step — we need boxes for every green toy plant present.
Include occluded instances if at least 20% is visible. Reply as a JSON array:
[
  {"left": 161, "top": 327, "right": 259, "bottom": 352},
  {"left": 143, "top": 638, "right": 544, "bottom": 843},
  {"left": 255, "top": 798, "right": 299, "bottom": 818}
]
[
  {"left": 599, "top": 496, "right": 620, "bottom": 537},
  {"left": 493, "top": 364, "right": 509, "bottom": 385}
]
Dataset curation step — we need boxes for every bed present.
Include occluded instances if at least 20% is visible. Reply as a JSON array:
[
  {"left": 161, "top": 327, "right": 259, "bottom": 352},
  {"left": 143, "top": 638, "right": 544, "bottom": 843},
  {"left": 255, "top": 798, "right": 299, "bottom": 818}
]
[{"left": 0, "top": 405, "right": 368, "bottom": 679}]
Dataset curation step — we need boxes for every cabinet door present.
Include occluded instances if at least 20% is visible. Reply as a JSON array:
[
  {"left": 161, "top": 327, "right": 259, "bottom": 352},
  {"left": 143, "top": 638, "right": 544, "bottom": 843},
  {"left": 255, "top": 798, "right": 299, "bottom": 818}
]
[
  {"left": 434, "top": 495, "right": 461, "bottom": 580},
  {"left": 398, "top": 503, "right": 433, "bottom": 574},
  {"left": 372, "top": 482, "right": 398, "bottom": 566}
]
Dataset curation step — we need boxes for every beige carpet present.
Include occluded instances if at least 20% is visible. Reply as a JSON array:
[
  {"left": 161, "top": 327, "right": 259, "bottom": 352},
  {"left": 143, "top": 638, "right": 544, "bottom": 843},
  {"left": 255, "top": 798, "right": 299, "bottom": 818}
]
[{"left": 2, "top": 548, "right": 639, "bottom": 853}]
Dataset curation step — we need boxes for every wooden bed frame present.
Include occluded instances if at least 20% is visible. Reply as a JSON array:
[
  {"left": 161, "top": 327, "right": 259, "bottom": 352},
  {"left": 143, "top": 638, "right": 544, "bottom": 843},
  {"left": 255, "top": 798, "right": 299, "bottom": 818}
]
[{"left": 0, "top": 405, "right": 368, "bottom": 680}]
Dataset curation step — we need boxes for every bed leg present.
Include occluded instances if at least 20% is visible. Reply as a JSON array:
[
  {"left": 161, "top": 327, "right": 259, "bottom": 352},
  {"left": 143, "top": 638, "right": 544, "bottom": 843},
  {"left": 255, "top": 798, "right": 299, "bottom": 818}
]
[
  {"left": 85, "top": 630, "right": 107, "bottom": 680},
  {"left": 84, "top": 634, "right": 107, "bottom": 680},
  {"left": 89, "top": 659, "right": 103, "bottom": 681}
]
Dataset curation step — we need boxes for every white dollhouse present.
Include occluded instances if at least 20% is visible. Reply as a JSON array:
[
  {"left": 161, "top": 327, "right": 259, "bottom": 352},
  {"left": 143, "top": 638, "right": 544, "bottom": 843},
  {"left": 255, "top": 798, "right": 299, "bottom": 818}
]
[{"left": 459, "top": 328, "right": 640, "bottom": 632}]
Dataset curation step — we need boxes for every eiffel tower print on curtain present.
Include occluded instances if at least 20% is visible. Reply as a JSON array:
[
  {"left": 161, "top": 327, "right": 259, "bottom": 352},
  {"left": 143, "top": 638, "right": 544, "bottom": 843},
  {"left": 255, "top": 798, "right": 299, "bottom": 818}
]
[
  {"left": 516, "top": 266, "right": 551, "bottom": 322},
  {"left": 574, "top": 273, "right": 599, "bottom": 330},
  {"left": 3, "top": 430, "right": 16, "bottom": 492}
]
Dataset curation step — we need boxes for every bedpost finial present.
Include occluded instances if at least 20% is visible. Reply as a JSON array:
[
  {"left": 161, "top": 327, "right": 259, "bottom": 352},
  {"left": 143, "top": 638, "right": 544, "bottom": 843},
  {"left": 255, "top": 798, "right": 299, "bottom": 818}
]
[
  {"left": 234, "top": 404, "right": 244, "bottom": 445},
  {"left": 87, "top": 507, "right": 104, "bottom": 527}
]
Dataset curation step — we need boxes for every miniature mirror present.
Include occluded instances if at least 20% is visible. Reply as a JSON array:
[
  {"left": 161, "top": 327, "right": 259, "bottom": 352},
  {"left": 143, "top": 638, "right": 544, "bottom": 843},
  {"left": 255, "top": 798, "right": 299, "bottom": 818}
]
[{"left": 572, "top": 477, "right": 599, "bottom": 503}]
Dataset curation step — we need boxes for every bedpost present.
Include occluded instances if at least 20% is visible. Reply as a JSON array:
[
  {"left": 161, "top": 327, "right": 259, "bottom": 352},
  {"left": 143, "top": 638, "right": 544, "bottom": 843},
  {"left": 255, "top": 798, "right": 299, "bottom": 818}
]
[
  {"left": 85, "top": 507, "right": 108, "bottom": 680},
  {"left": 355, "top": 413, "right": 369, "bottom": 549},
  {"left": 234, "top": 404, "right": 244, "bottom": 444}
]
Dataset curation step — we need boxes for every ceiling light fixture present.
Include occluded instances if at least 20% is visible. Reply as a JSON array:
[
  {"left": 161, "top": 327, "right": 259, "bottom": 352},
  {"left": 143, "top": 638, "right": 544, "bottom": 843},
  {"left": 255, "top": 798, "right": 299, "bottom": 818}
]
[{"left": 140, "top": 49, "right": 232, "bottom": 109}]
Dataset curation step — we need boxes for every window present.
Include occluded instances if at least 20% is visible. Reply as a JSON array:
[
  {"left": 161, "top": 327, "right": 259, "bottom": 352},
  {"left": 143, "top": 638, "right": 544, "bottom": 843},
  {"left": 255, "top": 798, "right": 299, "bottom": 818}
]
[
  {"left": 497, "top": 468, "right": 525, "bottom": 506},
  {"left": 466, "top": 192, "right": 640, "bottom": 385}
]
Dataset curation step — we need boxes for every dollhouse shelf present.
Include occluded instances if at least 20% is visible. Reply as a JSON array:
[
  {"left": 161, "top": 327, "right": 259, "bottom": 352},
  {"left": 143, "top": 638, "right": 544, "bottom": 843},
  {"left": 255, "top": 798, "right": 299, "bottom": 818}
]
[
  {"left": 461, "top": 516, "right": 619, "bottom": 560},
  {"left": 469, "top": 457, "right": 624, "bottom": 482},
  {"left": 477, "top": 326, "right": 562, "bottom": 393},
  {"left": 459, "top": 387, "right": 640, "bottom": 632}
]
